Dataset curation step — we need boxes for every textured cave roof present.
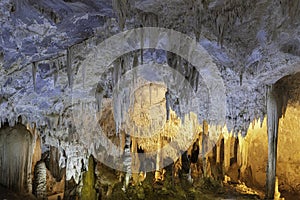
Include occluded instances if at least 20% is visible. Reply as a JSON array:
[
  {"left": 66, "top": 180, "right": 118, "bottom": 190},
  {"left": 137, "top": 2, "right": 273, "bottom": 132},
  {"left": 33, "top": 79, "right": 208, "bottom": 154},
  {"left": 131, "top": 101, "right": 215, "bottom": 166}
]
[{"left": 0, "top": 0, "right": 299, "bottom": 132}]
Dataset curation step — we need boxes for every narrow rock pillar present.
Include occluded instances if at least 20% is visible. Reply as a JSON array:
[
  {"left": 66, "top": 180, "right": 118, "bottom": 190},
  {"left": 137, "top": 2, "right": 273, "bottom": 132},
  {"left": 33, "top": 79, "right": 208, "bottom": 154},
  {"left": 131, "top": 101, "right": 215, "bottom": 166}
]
[{"left": 266, "top": 85, "right": 280, "bottom": 199}]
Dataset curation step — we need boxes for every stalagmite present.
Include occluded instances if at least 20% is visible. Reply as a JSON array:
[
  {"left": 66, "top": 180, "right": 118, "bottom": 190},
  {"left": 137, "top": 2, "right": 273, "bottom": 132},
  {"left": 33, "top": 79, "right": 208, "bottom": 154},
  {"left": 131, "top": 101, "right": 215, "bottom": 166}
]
[
  {"left": 266, "top": 85, "right": 280, "bottom": 199},
  {"left": 33, "top": 161, "right": 47, "bottom": 200},
  {"left": 155, "top": 132, "right": 162, "bottom": 182},
  {"left": 274, "top": 176, "right": 281, "bottom": 200},
  {"left": 122, "top": 134, "right": 132, "bottom": 191},
  {"left": 81, "top": 156, "right": 97, "bottom": 200}
]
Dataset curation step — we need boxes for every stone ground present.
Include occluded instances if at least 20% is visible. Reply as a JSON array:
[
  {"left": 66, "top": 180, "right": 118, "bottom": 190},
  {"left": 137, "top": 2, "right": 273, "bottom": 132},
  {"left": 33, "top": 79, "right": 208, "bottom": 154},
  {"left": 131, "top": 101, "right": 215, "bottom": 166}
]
[
  {"left": 0, "top": 185, "right": 36, "bottom": 200},
  {"left": 1, "top": 182, "right": 299, "bottom": 200}
]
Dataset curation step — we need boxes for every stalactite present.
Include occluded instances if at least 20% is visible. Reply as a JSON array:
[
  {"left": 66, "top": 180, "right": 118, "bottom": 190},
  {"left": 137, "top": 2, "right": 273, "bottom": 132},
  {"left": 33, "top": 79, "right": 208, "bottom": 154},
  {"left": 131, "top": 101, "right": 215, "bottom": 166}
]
[
  {"left": 32, "top": 62, "right": 37, "bottom": 92},
  {"left": 190, "top": 67, "right": 199, "bottom": 92},
  {"left": 112, "top": 0, "right": 128, "bottom": 30},
  {"left": 133, "top": 52, "right": 138, "bottom": 69},
  {"left": 113, "top": 58, "right": 123, "bottom": 135},
  {"left": 140, "top": 27, "right": 144, "bottom": 65},
  {"left": 0, "top": 124, "right": 34, "bottom": 193},
  {"left": 132, "top": 52, "right": 138, "bottom": 92},
  {"left": 66, "top": 47, "right": 73, "bottom": 88},
  {"left": 48, "top": 146, "right": 63, "bottom": 181},
  {"left": 216, "top": 13, "right": 226, "bottom": 47},
  {"left": 192, "top": 0, "right": 203, "bottom": 41},
  {"left": 95, "top": 83, "right": 104, "bottom": 113},
  {"left": 165, "top": 89, "right": 170, "bottom": 121},
  {"left": 53, "top": 61, "right": 58, "bottom": 87},
  {"left": 82, "top": 60, "right": 86, "bottom": 88}
]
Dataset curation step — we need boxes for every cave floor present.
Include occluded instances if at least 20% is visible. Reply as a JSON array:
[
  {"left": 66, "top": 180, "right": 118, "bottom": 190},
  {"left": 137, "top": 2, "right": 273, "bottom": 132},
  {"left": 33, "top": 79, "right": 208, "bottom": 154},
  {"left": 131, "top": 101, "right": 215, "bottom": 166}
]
[
  {"left": 105, "top": 172, "right": 263, "bottom": 200},
  {"left": 1, "top": 178, "right": 299, "bottom": 200},
  {"left": 0, "top": 185, "right": 36, "bottom": 200}
]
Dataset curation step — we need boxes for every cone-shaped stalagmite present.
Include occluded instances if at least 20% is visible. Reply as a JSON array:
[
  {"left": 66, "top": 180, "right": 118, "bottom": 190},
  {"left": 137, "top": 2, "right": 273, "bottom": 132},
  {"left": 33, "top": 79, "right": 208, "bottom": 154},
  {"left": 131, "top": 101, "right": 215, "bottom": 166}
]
[{"left": 81, "top": 155, "right": 97, "bottom": 200}]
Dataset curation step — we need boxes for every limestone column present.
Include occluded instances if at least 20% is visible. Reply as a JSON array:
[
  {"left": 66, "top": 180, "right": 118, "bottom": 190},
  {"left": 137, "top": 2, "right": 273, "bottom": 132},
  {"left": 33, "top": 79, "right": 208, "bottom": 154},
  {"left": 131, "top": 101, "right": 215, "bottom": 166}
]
[{"left": 266, "top": 85, "right": 280, "bottom": 199}]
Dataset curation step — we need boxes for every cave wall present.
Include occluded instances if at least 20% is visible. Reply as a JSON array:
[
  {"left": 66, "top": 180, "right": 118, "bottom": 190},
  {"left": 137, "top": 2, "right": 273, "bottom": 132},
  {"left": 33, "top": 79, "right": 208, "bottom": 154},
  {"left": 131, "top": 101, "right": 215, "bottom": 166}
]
[
  {"left": 0, "top": 124, "right": 35, "bottom": 193},
  {"left": 240, "top": 118, "right": 268, "bottom": 189},
  {"left": 236, "top": 102, "right": 300, "bottom": 193},
  {"left": 277, "top": 103, "right": 300, "bottom": 193}
]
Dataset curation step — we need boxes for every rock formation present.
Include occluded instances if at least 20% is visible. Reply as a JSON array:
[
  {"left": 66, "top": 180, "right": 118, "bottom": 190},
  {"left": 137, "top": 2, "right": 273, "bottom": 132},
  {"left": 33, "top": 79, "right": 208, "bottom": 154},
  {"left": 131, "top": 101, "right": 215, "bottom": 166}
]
[{"left": 0, "top": 0, "right": 299, "bottom": 199}]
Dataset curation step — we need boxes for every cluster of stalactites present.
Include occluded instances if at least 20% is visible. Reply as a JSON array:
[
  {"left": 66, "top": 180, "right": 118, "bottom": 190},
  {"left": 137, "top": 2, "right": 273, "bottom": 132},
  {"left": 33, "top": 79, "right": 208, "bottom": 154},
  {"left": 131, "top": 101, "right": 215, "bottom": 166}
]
[
  {"left": 29, "top": 35, "right": 100, "bottom": 92},
  {"left": 186, "top": 0, "right": 254, "bottom": 46},
  {"left": 110, "top": 50, "right": 200, "bottom": 136},
  {"left": 112, "top": 0, "right": 129, "bottom": 31},
  {"left": 278, "top": 0, "right": 300, "bottom": 23}
]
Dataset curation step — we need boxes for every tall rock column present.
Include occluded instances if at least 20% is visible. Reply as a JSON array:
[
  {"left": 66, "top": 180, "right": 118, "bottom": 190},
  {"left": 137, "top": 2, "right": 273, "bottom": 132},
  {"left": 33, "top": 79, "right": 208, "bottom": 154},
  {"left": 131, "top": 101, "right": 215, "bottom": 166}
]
[{"left": 266, "top": 85, "right": 280, "bottom": 199}]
